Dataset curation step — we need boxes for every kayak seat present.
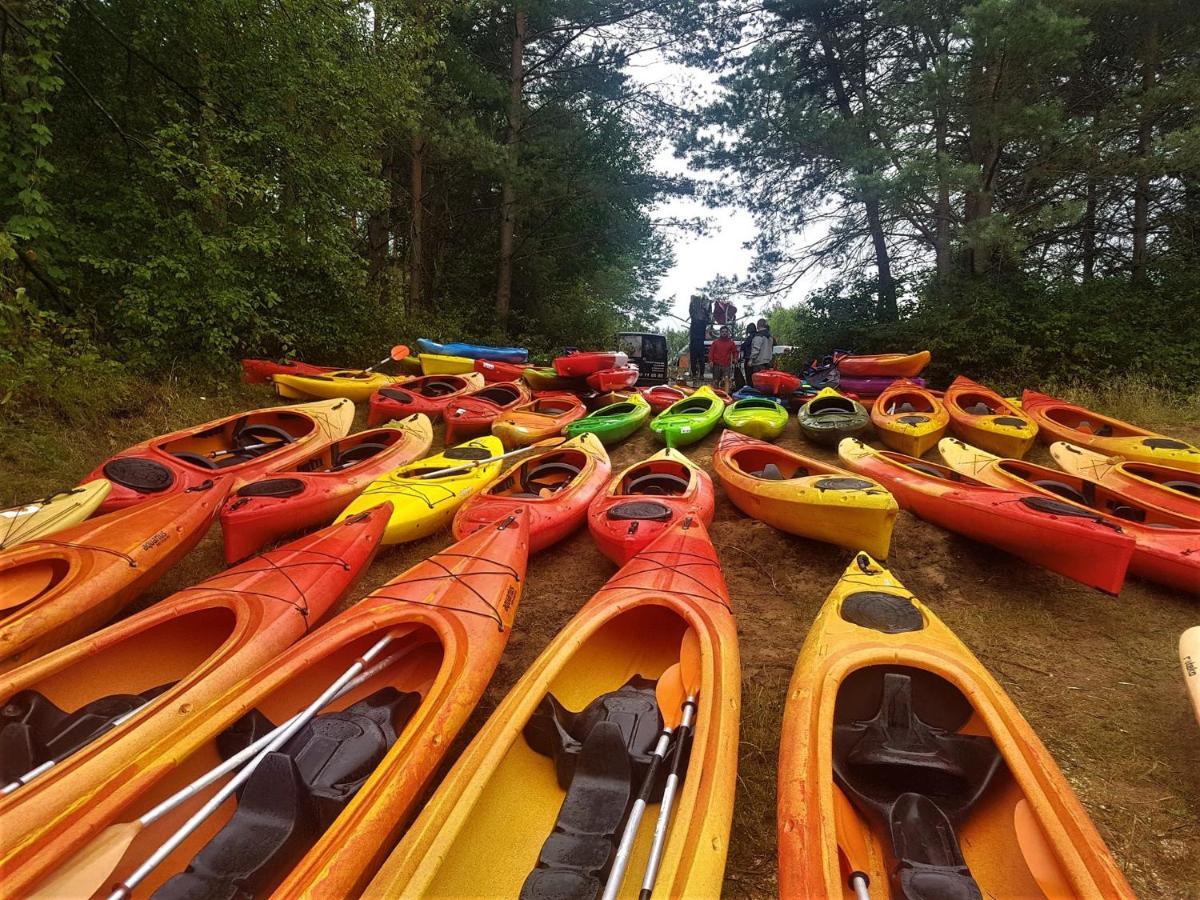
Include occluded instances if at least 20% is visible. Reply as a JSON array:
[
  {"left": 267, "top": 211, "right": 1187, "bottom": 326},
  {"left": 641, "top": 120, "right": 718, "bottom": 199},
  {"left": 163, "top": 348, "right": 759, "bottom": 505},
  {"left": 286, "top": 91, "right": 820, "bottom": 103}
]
[
  {"left": 1105, "top": 503, "right": 1146, "bottom": 523},
  {"left": 756, "top": 463, "right": 786, "bottom": 481},
  {"left": 334, "top": 441, "right": 391, "bottom": 467},
  {"left": 103, "top": 456, "right": 176, "bottom": 491},
  {"left": 1032, "top": 479, "right": 1089, "bottom": 506},
  {"left": 1164, "top": 479, "right": 1200, "bottom": 497},
  {"left": 523, "top": 461, "right": 582, "bottom": 495},
  {"left": 153, "top": 688, "right": 420, "bottom": 900},
  {"left": 0, "top": 684, "right": 174, "bottom": 783},
  {"left": 965, "top": 403, "right": 992, "bottom": 416},
  {"left": 626, "top": 472, "right": 689, "bottom": 495},
  {"left": 520, "top": 677, "right": 665, "bottom": 900},
  {"left": 833, "top": 673, "right": 1002, "bottom": 900},
  {"left": 896, "top": 415, "right": 930, "bottom": 426}
]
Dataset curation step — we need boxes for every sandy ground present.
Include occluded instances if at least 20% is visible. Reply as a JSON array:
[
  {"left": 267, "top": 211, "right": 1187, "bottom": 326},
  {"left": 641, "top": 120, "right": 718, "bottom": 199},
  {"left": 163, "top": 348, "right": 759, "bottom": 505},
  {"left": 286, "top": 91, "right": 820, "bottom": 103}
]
[{"left": 6, "top": 388, "right": 1199, "bottom": 898}]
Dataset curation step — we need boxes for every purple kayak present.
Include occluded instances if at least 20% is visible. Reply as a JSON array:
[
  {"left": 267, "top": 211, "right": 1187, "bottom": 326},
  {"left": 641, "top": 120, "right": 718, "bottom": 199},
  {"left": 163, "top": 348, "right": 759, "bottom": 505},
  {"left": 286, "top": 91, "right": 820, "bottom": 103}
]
[{"left": 837, "top": 374, "right": 927, "bottom": 396}]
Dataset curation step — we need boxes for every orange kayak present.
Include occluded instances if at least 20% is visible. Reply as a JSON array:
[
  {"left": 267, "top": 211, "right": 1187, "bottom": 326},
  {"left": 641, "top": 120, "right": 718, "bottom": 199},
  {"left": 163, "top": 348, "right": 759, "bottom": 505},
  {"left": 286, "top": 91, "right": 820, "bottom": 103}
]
[
  {"left": 4, "top": 508, "right": 529, "bottom": 899},
  {"left": 453, "top": 432, "right": 611, "bottom": 552},
  {"left": 778, "top": 553, "right": 1133, "bottom": 898},
  {"left": 83, "top": 399, "right": 356, "bottom": 511},
  {"left": 492, "top": 394, "right": 587, "bottom": 448},
  {"left": 365, "top": 517, "right": 741, "bottom": 897},
  {"left": 944, "top": 376, "right": 1038, "bottom": 458},
  {"left": 442, "top": 380, "right": 532, "bottom": 444},
  {"left": 0, "top": 479, "right": 228, "bottom": 672},
  {"left": 1049, "top": 442, "right": 1200, "bottom": 518},
  {"left": 870, "top": 378, "right": 950, "bottom": 457},
  {"left": 836, "top": 350, "right": 930, "bottom": 377},
  {"left": 0, "top": 505, "right": 388, "bottom": 894},
  {"left": 1023, "top": 389, "right": 1200, "bottom": 472}
]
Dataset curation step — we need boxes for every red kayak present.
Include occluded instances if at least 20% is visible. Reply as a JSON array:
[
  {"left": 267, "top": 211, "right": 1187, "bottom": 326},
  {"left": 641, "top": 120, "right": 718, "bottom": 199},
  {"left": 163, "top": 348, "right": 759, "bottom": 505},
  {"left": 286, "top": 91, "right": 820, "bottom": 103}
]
[
  {"left": 443, "top": 381, "right": 532, "bottom": 444},
  {"left": 586, "top": 365, "right": 639, "bottom": 392},
  {"left": 836, "top": 350, "right": 930, "bottom": 377},
  {"left": 553, "top": 350, "right": 628, "bottom": 377},
  {"left": 939, "top": 439, "right": 1200, "bottom": 595},
  {"left": 838, "top": 439, "right": 1135, "bottom": 594},
  {"left": 453, "top": 433, "right": 611, "bottom": 552},
  {"left": 240, "top": 358, "right": 338, "bottom": 384},
  {"left": 641, "top": 385, "right": 691, "bottom": 413},
  {"left": 0, "top": 480, "right": 228, "bottom": 672},
  {"left": 84, "top": 399, "right": 355, "bottom": 512},
  {"left": 474, "top": 358, "right": 526, "bottom": 383},
  {"left": 218, "top": 416, "right": 435, "bottom": 562},
  {"left": 752, "top": 369, "right": 802, "bottom": 396},
  {"left": 587, "top": 447, "right": 715, "bottom": 565},
  {"left": 0, "top": 506, "right": 389, "bottom": 891},
  {"left": 366, "top": 373, "right": 484, "bottom": 426}
]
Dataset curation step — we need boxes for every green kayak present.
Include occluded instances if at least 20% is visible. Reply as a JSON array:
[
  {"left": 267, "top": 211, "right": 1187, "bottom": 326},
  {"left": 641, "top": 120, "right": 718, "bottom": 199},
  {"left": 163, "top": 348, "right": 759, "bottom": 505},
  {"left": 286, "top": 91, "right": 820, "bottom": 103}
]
[
  {"left": 797, "top": 387, "right": 869, "bottom": 446},
  {"left": 650, "top": 385, "right": 725, "bottom": 448},
  {"left": 723, "top": 397, "right": 789, "bottom": 441},
  {"left": 565, "top": 393, "right": 651, "bottom": 446},
  {"left": 523, "top": 366, "right": 585, "bottom": 392}
]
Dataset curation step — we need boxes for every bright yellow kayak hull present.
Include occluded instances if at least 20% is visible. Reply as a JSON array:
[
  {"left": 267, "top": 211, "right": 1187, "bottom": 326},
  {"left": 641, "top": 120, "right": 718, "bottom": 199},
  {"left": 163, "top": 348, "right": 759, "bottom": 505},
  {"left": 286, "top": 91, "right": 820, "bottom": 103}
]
[
  {"left": 0, "top": 480, "right": 111, "bottom": 551},
  {"left": 272, "top": 370, "right": 407, "bottom": 403},
  {"left": 336, "top": 436, "right": 503, "bottom": 543},
  {"left": 419, "top": 353, "right": 476, "bottom": 375}
]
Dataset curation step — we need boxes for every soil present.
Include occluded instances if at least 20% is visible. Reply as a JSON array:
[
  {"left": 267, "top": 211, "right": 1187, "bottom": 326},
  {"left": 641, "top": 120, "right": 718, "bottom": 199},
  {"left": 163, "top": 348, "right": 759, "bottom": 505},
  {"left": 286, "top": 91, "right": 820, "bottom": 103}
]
[{"left": 7, "top": 388, "right": 1199, "bottom": 898}]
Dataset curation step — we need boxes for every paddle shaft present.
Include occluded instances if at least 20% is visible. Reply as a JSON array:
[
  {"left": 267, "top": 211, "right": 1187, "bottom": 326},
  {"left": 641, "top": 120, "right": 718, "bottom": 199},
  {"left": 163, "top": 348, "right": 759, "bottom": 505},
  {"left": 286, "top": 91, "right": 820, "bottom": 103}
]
[
  {"left": 108, "top": 633, "right": 397, "bottom": 899},
  {"left": 851, "top": 872, "right": 870, "bottom": 900},
  {"left": 417, "top": 439, "right": 565, "bottom": 479},
  {"left": 602, "top": 730, "right": 671, "bottom": 900},
  {"left": 637, "top": 695, "right": 697, "bottom": 899},
  {"left": 1, "top": 705, "right": 143, "bottom": 795}
]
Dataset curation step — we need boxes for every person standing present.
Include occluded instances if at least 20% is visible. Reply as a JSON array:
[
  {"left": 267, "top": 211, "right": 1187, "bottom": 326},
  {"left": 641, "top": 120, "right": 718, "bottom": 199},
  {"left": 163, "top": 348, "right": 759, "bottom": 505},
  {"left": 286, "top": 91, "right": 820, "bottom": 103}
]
[
  {"left": 708, "top": 326, "right": 737, "bottom": 392},
  {"left": 735, "top": 322, "right": 756, "bottom": 390},
  {"left": 748, "top": 318, "right": 775, "bottom": 377},
  {"left": 687, "top": 293, "right": 711, "bottom": 385}
]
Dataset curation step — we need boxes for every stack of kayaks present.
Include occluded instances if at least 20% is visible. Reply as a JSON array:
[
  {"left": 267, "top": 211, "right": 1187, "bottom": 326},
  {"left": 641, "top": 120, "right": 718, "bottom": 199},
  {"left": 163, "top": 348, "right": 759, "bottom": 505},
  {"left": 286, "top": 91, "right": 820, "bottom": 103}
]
[
  {"left": 797, "top": 387, "right": 869, "bottom": 446},
  {"left": 650, "top": 385, "right": 724, "bottom": 448},
  {"left": 778, "top": 553, "right": 1133, "bottom": 898},
  {"left": 588, "top": 448, "right": 716, "bottom": 565},
  {"left": 240, "top": 358, "right": 338, "bottom": 384},
  {"left": 553, "top": 350, "right": 628, "bottom": 377},
  {"left": 1049, "top": 441, "right": 1200, "bottom": 516},
  {"left": 0, "top": 480, "right": 111, "bottom": 551},
  {"left": 838, "top": 438, "right": 1136, "bottom": 593},
  {"left": 523, "top": 366, "right": 585, "bottom": 393},
  {"left": 723, "top": 397, "right": 790, "bottom": 441},
  {"left": 416, "top": 338, "right": 528, "bottom": 363},
  {"left": 475, "top": 358, "right": 527, "bottom": 383},
  {"left": 751, "top": 369, "right": 802, "bottom": 396},
  {"left": 83, "top": 399, "right": 355, "bottom": 510},
  {"left": 272, "top": 369, "right": 406, "bottom": 403},
  {"left": 870, "top": 378, "right": 950, "bottom": 457},
  {"left": 835, "top": 350, "right": 931, "bottom": 377},
  {"left": 363, "top": 517, "right": 740, "bottom": 899},
  {"left": 443, "top": 381, "right": 532, "bottom": 443},
  {"left": 419, "top": 353, "right": 476, "bottom": 375},
  {"left": 714, "top": 430, "right": 897, "bottom": 559},
  {"left": 492, "top": 395, "right": 588, "bottom": 448},
  {"left": 453, "top": 433, "right": 610, "bottom": 553},
  {"left": 731, "top": 385, "right": 783, "bottom": 404},
  {"left": 564, "top": 393, "right": 651, "bottom": 446},
  {"left": 838, "top": 374, "right": 927, "bottom": 399},
  {"left": 938, "top": 438, "right": 1200, "bottom": 594},
  {"left": 337, "top": 437, "right": 504, "bottom": 544},
  {"left": 1023, "top": 389, "right": 1200, "bottom": 472},
  {"left": 945, "top": 376, "right": 1038, "bottom": 458},
  {"left": 218, "top": 416, "right": 435, "bottom": 562},
  {"left": 0, "top": 480, "right": 228, "bottom": 671},
  {"left": 367, "top": 372, "right": 485, "bottom": 425},
  {"left": 0, "top": 506, "right": 390, "bottom": 898}
]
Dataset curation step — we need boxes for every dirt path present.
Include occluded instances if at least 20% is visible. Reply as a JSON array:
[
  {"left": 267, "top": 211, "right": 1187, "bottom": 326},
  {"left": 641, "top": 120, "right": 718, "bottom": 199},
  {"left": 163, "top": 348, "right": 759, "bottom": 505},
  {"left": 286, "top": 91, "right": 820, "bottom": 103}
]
[{"left": 8, "top": 393, "right": 1198, "bottom": 897}]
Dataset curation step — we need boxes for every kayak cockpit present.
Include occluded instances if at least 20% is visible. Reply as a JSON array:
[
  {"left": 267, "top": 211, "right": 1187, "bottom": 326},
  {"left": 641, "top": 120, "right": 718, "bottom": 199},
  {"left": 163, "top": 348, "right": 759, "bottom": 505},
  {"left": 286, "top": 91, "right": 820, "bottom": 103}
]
[
  {"left": 290, "top": 430, "right": 405, "bottom": 474},
  {"left": 1042, "top": 406, "right": 1143, "bottom": 438},
  {"left": 158, "top": 412, "right": 316, "bottom": 471},
  {"left": 0, "top": 556, "right": 72, "bottom": 618},
  {"left": 484, "top": 450, "right": 588, "bottom": 499},
  {"left": 618, "top": 460, "right": 694, "bottom": 496}
]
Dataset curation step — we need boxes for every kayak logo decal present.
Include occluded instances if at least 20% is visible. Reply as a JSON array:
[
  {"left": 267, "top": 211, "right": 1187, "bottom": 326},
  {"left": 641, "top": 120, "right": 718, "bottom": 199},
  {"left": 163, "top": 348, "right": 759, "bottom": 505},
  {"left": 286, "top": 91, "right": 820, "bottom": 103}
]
[{"left": 142, "top": 530, "right": 169, "bottom": 551}]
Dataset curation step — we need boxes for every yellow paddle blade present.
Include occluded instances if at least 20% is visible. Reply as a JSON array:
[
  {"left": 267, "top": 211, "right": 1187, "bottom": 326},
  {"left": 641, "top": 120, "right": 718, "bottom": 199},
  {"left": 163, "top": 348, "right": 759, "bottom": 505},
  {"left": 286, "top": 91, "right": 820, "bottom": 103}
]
[
  {"left": 1013, "top": 799, "right": 1074, "bottom": 899},
  {"left": 390, "top": 345, "right": 411, "bottom": 361},
  {"left": 655, "top": 664, "right": 686, "bottom": 730},
  {"left": 27, "top": 820, "right": 142, "bottom": 900},
  {"left": 680, "top": 629, "right": 702, "bottom": 698},
  {"left": 832, "top": 785, "right": 872, "bottom": 877}
]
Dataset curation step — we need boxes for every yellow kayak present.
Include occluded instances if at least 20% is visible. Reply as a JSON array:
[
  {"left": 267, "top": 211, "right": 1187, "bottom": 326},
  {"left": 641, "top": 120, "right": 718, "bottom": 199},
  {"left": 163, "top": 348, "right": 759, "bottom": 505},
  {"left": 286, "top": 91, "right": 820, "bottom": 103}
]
[
  {"left": 272, "top": 369, "right": 408, "bottom": 403},
  {"left": 0, "top": 480, "right": 111, "bottom": 551},
  {"left": 335, "top": 436, "right": 503, "bottom": 543},
  {"left": 419, "top": 353, "right": 476, "bottom": 375}
]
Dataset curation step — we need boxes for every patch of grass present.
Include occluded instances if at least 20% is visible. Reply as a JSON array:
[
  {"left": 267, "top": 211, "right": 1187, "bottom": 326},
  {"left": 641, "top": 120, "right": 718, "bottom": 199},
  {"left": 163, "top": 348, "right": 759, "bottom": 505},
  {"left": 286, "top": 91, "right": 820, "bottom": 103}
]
[{"left": 1035, "top": 376, "right": 1200, "bottom": 429}]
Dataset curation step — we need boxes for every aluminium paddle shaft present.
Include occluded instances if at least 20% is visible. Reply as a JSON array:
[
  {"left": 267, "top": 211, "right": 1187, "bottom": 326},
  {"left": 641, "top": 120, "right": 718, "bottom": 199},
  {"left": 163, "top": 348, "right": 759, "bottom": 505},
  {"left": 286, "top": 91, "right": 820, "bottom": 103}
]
[{"left": 638, "top": 694, "right": 697, "bottom": 899}]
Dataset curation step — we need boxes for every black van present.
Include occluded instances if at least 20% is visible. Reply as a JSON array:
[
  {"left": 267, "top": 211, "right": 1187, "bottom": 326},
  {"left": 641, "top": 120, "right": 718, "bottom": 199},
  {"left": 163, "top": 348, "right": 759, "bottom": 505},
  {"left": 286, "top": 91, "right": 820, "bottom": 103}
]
[{"left": 615, "top": 332, "right": 668, "bottom": 385}]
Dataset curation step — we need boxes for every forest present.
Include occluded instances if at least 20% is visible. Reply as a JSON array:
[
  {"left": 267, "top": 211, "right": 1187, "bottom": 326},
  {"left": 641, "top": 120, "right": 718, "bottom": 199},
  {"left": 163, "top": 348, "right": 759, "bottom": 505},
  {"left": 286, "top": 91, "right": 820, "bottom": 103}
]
[{"left": 2, "top": 0, "right": 1198, "bottom": 409}]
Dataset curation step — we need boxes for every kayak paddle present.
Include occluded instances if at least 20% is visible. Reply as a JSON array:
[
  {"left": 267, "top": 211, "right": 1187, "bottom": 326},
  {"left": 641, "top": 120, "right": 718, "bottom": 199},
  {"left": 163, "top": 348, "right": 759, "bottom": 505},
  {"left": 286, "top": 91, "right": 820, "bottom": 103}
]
[
  {"left": 2, "top": 704, "right": 144, "bottom": 795},
  {"left": 365, "top": 344, "right": 411, "bottom": 373},
  {"left": 601, "top": 663, "right": 687, "bottom": 900},
  {"left": 637, "top": 629, "right": 702, "bottom": 899},
  {"left": 31, "top": 631, "right": 418, "bottom": 900},
  {"left": 832, "top": 787, "right": 872, "bottom": 900},
  {"left": 416, "top": 437, "right": 569, "bottom": 479}
]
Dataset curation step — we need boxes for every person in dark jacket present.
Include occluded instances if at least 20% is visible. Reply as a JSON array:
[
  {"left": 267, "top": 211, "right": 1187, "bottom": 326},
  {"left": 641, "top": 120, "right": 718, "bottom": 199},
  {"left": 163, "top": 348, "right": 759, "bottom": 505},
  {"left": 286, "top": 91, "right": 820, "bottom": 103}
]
[
  {"left": 687, "top": 294, "right": 711, "bottom": 385},
  {"left": 734, "top": 322, "right": 756, "bottom": 390}
]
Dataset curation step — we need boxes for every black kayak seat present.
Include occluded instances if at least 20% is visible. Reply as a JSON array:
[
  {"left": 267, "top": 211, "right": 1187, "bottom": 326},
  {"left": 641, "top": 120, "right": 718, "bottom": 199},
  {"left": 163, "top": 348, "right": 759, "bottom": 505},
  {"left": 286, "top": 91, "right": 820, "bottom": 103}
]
[{"left": 756, "top": 463, "right": 785, "bottom": 481}]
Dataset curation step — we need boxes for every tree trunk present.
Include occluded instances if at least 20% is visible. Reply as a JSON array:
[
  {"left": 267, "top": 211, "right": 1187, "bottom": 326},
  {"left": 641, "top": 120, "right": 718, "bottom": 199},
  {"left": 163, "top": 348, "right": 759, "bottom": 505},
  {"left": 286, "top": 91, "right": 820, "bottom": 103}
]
[
  {"left": 366, "top": 145, "right": 393, "bottom": 285},
  {"left": 495, "top": 6, "right": 526, "bottom": 331},
  {"left": 934, "top": 109, "right": 951, "bottom": 275},
  {"left": 1132, "top": 20, "right": 1158, "bottom": 283},
  {"left": 964, "top": 48, "right": 1003, "bottom": 276},
  {"left": 408, "top": 134, "right": 425, "bottom": 310},
  {"left": 1082, "top": 177, "right": 1097, "bottom": 280}
]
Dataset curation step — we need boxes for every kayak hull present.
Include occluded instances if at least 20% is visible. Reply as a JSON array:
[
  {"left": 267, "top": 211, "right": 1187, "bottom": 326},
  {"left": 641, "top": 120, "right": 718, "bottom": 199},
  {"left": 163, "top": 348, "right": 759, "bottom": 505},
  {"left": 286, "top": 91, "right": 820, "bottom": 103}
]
[
  {"left": 492, "top": 395, "right": 588, "bottom": 449},
  {"left": 366, "top": 373, "right": 485, "bottom": 426},
  {"left": 453, "top": 433, "right": 611, "bottom": 553},
  {"left": 1023, "top": 389, "right": 1200, "bottom": 472},
  {"left": 0, "top": 507, "right": 389, "bottom": 896},
  {"left": 641, "top": 384, "right": 691, "bottom": 413},
  {"left": 443, "top": 382, "right": 532, "bottom": 444},
  {"left": 0, "top": 479, "right": 111, "bottom": 551},
  {"left": 364, "top": 518, "right": 740, "bottom": 898},
  {"left": 946, "top": 376, "right": 1038, "bottom": 459},
  {"left": 271, "top": 370, "right": 406, "bottom": 403},
  {"left": 836, "top": 350, "right": 930, "bottom": 377},
  {"left": 83, "top": 399, "right": 355, "bottom": 511},
  {"left": 1049, "top": 441, "right": 1200, "bottom": 518},
  {"left": 586, "top": 366, "right": 640, "bottom": 392},
  {"left": 240, "top": 359, "right": 338, "bottom": 384},
  {"left": 564, "top": 395, "right": 651, "bottom": 446},
  {"left": 650, "top": 385, "right": 724, "bottom": 448},
  {"left": 838, "top": 439, "right": 1135, "bottom": 593},
  {"left": 778, "top": 553, "right": 1133, "bottom": 898},
  {"left": 553, "top": 351, "right": 628, "bottom": 377},
  {"left": 218, "top": 416, "right": 434, "bottom": 562},
  {"left": 798, "top": 388, "right": 869, "bottom": 447},
  {"left": 419, "top": 353, "right": 476, "bottom": 375},
  {"left": 588, "top": 448, "right": 716, "bottom": 565},
  {"left": 714, "top": 430, "right": 897, "bottom": 559},
  {"left": 0, "top": 480, "right": 228, "bottom": 672},
  {"left": 416, "top": 338, "right": 529, "bottom": 363},
  {"left": 723, "top": 398, "right": 789, "bottom": 441},
  {"left": 751, "top": 369, "right": 803, "bottom": 396},
  {"left": 475, "top": 358, "right": 528, "bottom": 383},
  {"left": 337, "top": 436, "right": 504, "bottom": 544},
  {"left": 871, "top": 379, "right": 950, "bottom": 458}
]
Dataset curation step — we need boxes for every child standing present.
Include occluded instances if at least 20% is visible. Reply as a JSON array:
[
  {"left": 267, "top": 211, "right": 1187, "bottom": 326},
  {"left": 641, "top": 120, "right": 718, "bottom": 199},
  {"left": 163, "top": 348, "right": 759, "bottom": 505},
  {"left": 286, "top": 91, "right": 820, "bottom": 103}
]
[{"left": 708, "top": 326, "right": 737, "bottom": 392}]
